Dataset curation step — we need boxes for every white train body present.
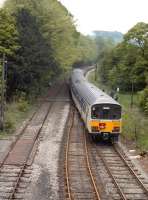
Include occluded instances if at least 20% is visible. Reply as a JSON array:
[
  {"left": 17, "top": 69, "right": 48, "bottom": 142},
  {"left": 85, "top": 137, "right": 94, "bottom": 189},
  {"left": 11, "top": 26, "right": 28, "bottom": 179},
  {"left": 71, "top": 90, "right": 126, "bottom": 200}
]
[{"left": 70, "top": 69, "right": 122, "bottom": 141}]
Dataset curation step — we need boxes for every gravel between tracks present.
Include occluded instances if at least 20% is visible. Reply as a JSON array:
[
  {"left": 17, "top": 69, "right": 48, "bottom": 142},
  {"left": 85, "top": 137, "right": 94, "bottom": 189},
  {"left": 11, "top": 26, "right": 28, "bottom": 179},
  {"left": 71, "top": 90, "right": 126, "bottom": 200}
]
[
  {"left": 24, "top": 102, "right": 70, "bottom": 200},
  {"left": 118, "top": 141, "right": 148, "bottom": 180}
]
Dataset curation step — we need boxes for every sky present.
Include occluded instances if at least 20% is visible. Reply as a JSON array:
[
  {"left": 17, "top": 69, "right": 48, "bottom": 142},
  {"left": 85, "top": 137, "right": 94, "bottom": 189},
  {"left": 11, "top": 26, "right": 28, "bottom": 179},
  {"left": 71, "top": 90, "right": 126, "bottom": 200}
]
[
  {"left": 59, "top": 0, "right": 148, "bottom": 35},
  {"left": 0, "top": 0, "right": 147, "bottom": 35},
  {"left": 0, "top": 0, "right": 5, "bottom": 7}
]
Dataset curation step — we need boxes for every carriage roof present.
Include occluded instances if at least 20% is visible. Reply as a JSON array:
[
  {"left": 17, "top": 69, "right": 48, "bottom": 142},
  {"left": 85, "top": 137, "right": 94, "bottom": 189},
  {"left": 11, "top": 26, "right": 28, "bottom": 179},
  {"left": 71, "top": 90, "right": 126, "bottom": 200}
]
[{"left": 71, "top": 69, "right": 121, "bottom": 107}]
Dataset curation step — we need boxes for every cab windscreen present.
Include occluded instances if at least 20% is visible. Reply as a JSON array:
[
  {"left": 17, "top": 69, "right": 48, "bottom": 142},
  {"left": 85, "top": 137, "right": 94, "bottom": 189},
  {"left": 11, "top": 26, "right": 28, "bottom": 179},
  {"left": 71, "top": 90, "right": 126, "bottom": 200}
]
[{"left": 91, "top": 104, "right": 121, "bottom": 119}]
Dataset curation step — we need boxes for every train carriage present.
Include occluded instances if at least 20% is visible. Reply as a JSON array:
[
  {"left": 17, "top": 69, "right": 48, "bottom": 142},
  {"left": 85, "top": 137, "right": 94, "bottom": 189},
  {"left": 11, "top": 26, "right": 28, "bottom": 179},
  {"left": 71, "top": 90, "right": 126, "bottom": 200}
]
[{"left": 70, "top": 69, "right": 122, "bottom": 142}]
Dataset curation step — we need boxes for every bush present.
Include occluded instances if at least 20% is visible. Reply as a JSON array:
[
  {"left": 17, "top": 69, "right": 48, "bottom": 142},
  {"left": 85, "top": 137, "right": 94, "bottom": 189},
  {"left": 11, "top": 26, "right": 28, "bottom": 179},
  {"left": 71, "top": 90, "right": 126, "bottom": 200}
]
[
  {"left": 17, "top": 92, "right": 29, "bottom": 112},
  {"left": 17, "top": 99, "right": 29, "bottom": 112},
  {"left": 139, "top": 87, "right": 148, "bottom": 114},
  {"left": 4, "top": 117, "right": 14, "bottom": 131}
]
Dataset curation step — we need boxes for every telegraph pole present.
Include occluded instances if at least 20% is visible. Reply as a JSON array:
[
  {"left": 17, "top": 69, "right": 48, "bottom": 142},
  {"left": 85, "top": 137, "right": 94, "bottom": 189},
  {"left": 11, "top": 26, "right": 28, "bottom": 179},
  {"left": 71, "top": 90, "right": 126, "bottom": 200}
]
[
  {"left": 95, "top": 63, "right": 97, "bottom": 81},
  {"left": 0, "top": 53, "right": 5, "bottom": 130}
]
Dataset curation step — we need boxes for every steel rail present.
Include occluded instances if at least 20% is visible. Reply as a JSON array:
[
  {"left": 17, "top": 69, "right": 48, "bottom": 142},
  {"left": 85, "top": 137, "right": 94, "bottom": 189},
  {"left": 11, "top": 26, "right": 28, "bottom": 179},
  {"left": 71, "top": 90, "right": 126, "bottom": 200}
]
[
  {"left": 0, "top": 82, "right": 59, "bottom": 170},
  {"left": 8, "top": 84, "right": 64, "bottom": 199},
  {"left": 65, "top": 106, "right": 74, "bottom": 200},
  {"left": 95, "top": 145, "right": 127, "bottom": 200},
  {"left": 0, "top": 109, "right": 37, "bottom": 170},
  {"left": 8, "top": 100, "right": 54, "bottom": 199},
  {"left": 114, "top": 144, "right": 148, "bottom": 196},
  {"left": 83, "top": 130, "right": 101, "bottom": 200}
]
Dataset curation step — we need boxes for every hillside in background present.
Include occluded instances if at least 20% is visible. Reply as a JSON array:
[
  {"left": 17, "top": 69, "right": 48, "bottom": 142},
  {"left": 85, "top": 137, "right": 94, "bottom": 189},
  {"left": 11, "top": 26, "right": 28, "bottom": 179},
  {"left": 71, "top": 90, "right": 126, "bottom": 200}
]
[{"left": 93, "top": 30, "right": 123, "bottom": 43}]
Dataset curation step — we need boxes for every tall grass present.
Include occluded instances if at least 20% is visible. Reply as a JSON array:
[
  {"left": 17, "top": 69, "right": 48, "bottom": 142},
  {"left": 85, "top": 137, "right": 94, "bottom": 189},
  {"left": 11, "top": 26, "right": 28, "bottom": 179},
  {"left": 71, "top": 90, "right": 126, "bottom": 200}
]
[{"left": 0, "top": 101, "right": 36, "bottom": 139}]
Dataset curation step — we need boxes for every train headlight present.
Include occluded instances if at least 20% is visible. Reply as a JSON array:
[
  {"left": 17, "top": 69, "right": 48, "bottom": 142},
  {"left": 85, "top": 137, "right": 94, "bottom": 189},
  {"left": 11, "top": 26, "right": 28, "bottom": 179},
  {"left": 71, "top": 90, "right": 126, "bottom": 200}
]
[
  {"left": 112, "top": 127, "right": 120, "bottom": 132},
  {"left": 91, "top": 126, "right": 99, "bottom": 132}
]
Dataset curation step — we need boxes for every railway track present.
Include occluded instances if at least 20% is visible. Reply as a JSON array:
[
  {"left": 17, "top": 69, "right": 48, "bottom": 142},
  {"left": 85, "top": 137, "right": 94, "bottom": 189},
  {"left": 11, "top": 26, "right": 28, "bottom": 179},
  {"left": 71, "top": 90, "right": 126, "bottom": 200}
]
[
  {"left": 65, "top": 107, "right": 102, "bottom": 200},
  {"left": 0, "top": 104, "right": 51, "bottom": 199},
  {"left": 0, "top": 83, "right": 65, "bottom": 200},
  {"left": 65, "top": 107, "right": 148, "bottom": 199},
  {"left": 86, "top": 135, "right": 148, "bottom": 200}
]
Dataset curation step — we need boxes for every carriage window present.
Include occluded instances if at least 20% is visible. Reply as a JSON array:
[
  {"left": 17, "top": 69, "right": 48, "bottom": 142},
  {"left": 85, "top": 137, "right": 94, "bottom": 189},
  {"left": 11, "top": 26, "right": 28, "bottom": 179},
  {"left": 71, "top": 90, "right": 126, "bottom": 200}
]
[
  {"left": 91, "top": 104, "right": 121, "bottom": 119},
  {"left": 92, "top": 107, "right": 99, "bottom": 118}
]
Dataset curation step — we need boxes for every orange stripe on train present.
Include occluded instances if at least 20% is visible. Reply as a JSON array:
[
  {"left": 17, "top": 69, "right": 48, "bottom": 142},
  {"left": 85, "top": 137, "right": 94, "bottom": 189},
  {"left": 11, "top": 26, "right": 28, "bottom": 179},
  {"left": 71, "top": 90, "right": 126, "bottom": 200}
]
[{"left": 89, "top": 120, "right": 121, "bottom": 132}]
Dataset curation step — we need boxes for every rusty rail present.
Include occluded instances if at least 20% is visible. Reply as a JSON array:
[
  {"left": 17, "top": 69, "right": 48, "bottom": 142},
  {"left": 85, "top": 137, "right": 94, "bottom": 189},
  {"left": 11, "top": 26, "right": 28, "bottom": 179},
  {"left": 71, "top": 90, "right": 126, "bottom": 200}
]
[
  {"left": 114, "top": 144, "right": 148, "bottom": 196},
  {"left": 83, "top": 129, "right": 101, "bottom": 200},
  {"left": 65, "top": 106, "right": 75, "bottom": 200}
]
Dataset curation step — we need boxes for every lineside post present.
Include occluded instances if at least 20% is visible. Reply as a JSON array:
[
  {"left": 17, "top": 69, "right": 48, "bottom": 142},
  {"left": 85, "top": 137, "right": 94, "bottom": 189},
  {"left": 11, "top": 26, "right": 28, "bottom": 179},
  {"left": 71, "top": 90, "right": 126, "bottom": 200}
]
[
  {"left": 0, "top": 53, "right": 6, "bottom": 130},
  {"left": 95, "top": 63, "right": 97, "bottom": 81}
]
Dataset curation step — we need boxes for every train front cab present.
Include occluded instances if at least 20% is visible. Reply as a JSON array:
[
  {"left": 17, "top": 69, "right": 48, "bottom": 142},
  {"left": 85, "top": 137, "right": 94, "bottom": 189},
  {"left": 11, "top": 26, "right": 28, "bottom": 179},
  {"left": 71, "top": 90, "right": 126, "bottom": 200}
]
[{"left": 88, "top": 103, "right": 122, "bottom": 142}]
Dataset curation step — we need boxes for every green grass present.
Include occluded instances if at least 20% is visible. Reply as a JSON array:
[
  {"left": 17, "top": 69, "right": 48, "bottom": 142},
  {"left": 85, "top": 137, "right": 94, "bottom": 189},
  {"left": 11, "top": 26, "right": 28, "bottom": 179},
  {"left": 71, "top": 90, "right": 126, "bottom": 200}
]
[
  {"left": 0, "top": 101, "right": 37, "bottom": 139},
  {"left": 88, "top": 71, "right": 148, "bottom": 151}
]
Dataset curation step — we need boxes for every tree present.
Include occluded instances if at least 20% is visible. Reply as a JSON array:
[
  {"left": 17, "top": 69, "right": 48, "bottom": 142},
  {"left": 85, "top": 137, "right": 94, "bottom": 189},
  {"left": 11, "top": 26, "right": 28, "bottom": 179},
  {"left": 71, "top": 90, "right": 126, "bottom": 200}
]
[
  {"left": 73, "top": 34, "right": 97, "bottom": 67},
  {"left": 124, "top": 22, "right": 148, "bottom": 57},
  {"left": 4, "top": 0, "right": 78, "bottom": 96},
  {"left": 0, "top": 9, "right": 19, "bottom": 57},
  {"left": 3, "top": 0, "right": 98, "bottom": 98},
  {"left": 0, "top": 9, "right": 19, "bottom": 100},
  {"left": 7, "top": 8, "right": 54, "bottom": 96}
]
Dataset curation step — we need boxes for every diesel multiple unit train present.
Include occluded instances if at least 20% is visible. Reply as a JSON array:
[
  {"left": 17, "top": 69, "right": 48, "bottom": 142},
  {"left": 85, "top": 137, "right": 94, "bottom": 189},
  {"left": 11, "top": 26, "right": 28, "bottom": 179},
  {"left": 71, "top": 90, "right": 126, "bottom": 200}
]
[{"left": 70, "top": 69, "right": 122, "bottom": 142}]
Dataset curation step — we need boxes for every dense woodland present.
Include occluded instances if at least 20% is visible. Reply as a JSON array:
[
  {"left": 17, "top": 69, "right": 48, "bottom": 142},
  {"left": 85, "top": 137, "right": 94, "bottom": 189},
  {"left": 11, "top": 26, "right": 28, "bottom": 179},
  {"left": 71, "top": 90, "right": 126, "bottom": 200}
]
[
  {"left": 0, "top": 0, "right": 97, "bottom": 99},
  {"left": 95, "top": 23, "right": 148, "bottom": 114}
]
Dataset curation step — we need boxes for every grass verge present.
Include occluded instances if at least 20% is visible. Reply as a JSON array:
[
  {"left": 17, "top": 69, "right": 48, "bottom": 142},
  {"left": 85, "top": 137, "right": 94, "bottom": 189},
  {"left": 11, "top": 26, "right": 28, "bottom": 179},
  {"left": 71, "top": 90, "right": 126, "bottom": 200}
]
[{"left": 0, "top": 100, "right": 38, "bottom": 139}]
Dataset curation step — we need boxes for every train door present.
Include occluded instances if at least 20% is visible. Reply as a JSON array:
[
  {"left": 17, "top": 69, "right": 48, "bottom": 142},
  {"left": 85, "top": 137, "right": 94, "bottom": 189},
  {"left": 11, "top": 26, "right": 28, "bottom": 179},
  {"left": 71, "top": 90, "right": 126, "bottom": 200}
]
[{"left": 86, "top": 106, "right": 91, "bottom": 132}]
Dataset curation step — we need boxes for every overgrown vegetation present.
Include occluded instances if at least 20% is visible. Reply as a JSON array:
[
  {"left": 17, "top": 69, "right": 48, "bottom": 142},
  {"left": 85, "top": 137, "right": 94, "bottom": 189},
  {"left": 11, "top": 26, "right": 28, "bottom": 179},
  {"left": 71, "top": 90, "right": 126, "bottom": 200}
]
[
  {"left": 0, "top": 100, "right": 35, "bottom": 138},
  {"left": 95, "top": 22, "right": 148, "bottom": 115},
  {"left": 0, "top": 0, "right": 97, "bottom": 99},
  {"left": 139, "top": 87, "right": 148, "bottom": 114},
  {"left": 0, "top": 0, "right": 98, "bottom": 134}
]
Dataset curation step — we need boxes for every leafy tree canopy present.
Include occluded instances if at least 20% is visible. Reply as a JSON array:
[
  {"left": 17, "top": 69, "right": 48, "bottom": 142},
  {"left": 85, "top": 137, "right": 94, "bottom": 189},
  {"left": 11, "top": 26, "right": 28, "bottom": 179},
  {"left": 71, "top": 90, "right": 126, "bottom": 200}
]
[
  {"left": 1, "top": 0, "right": 97, "bottom": 98},
  {"left": 0, "top": 8, "right": 19, "bottom": 56}
]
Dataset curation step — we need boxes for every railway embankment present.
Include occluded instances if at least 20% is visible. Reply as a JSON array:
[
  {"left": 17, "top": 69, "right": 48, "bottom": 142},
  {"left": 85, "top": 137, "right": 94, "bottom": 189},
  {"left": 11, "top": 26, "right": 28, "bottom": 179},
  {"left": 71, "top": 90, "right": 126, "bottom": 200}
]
[{"left": 0, "top": 81, "right": 71, "bottom": 199}]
